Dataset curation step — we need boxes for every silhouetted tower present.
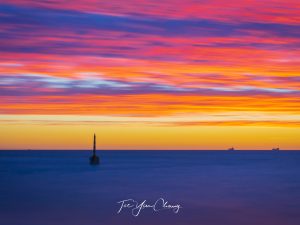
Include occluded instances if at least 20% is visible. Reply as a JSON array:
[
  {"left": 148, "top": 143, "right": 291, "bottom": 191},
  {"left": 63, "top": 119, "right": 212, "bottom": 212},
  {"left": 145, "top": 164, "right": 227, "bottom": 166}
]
[
  {"left": 93, "top": 133, "right": 96, "bottom": 156},
  {"left": 90, "top": 133, "right": 100, "bottom": 165}
]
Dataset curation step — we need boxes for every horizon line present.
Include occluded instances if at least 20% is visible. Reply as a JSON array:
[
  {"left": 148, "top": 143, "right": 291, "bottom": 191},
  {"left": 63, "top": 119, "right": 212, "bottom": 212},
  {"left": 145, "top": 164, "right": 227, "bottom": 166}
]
[{"left": 1, "top": 149, "right": 299, "bottom": 151}]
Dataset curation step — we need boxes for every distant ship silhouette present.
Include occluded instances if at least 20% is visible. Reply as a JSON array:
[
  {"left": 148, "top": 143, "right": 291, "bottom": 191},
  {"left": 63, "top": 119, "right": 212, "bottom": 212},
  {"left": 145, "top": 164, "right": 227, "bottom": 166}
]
[
  {"left": 90, "top": 133, "right": 100, "bottom": 165},
  {"left": 272, "top": 147, "right": 280, "bottom": 151},
  {"left": 228, "top": 147, "right": 235, "bottom": 151}
]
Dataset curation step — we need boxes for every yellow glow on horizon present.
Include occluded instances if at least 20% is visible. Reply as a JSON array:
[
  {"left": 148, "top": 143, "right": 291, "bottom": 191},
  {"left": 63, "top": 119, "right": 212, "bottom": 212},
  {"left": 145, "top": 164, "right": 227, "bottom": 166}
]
[{"left": 0, "top": 122, "right": 299, "bottom": 150}]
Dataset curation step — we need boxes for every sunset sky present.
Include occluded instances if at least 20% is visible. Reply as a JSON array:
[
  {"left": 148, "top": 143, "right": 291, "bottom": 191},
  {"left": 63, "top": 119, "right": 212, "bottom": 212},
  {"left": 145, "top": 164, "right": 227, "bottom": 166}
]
[{"left": 0, "top": 0, "right": 299, "bottom": 150}]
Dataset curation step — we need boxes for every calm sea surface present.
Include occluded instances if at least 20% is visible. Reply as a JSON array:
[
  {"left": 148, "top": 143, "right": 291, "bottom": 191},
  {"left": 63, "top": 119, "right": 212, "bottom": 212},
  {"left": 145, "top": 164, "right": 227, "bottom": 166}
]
[{"left": 0, "top": 150, "right": 300, "bottom": 225}]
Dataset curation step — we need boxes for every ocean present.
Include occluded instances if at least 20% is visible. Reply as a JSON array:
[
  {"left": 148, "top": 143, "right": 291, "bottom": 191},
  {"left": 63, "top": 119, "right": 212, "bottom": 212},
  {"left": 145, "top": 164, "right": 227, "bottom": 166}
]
[{"left": 0, "top": 150, "right": 300, "bottom": 225}]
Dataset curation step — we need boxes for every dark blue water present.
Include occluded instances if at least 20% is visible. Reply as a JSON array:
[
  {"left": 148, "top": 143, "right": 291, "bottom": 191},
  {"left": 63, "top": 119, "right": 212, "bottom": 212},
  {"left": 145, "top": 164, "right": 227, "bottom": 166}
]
[{"left": 0, "top": 150, "right": 300, "bottom": 225}]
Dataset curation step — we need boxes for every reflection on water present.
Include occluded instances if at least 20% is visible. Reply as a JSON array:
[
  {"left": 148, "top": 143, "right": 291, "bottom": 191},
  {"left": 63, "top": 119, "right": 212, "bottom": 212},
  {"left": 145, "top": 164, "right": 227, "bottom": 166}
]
[{"left": 0, "top": 150, "right": 300, "bottom": 225}]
